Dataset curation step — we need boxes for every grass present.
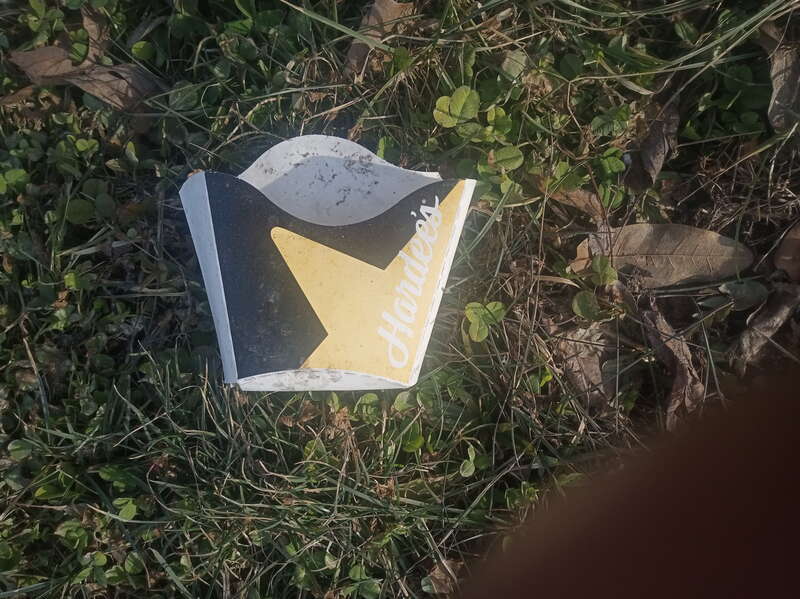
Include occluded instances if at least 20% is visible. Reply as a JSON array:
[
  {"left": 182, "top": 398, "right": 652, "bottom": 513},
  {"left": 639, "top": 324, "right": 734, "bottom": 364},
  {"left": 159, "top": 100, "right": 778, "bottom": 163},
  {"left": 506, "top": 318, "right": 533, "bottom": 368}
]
[{"left": 1, "top": 0, "right": 799, "bottom": 597}]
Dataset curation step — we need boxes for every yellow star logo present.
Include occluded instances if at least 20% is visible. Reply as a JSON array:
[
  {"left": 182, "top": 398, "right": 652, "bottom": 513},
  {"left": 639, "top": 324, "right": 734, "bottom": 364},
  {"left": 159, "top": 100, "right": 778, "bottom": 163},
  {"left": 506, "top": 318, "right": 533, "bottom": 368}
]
[{"left": 271, "top": 181, "right": 467, "bottom": 384}]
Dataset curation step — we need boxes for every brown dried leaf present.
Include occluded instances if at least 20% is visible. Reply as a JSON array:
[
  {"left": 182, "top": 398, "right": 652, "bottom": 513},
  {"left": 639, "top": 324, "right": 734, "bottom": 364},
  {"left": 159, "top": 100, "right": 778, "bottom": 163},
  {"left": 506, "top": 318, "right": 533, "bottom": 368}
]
[
  {"left": 531, "top": 175, "right": 607, "bottom": 225},
  {"left": 0, "top": 85, "right": 36, "bottom": 107},
  {"left": 81, "top": 5, "right": 110, "bottom": 64},
  {"left": 345, "top": 0, "right": 414, "bottom": 79},
  {"left": 550, "top": 187, "right": 607, "bottom": 224},
  {"left": 624, "top": 100, "right": 680, "bottom": 192},
  {"left": 774, "top": 222, "right": 800, "bottom": 282},
  {"left": 642, "top": 303, "right": 705, "bottom": 430},
  {"left": 570, "top": 224, "right": 753, "bottom": 288},
  {"left": 9, "top": 46, "right": 78, "bottom": 83},
  {"left": 424, "top": 560, "right": 463, "bottom": 596},
  {"left": 554, "top": 325, "right": 607, "bottom": 405},
  {"left": 9, "top": 46, "right": 162, "bottom": 111},
  {"left": 296, "top": 399, "right": 319, "bottom": 425},
  {"left": 731, "top": 283, "right": 800, "bottom": 378},
  {"left": 759, "top": 22, "right": 800, "bottom": 133},
  {"left": 374, "top": 477, "right": 396, "bottom": 499},
  {"left": 66, "top": 64, "right": 164, "bottom": 111}
]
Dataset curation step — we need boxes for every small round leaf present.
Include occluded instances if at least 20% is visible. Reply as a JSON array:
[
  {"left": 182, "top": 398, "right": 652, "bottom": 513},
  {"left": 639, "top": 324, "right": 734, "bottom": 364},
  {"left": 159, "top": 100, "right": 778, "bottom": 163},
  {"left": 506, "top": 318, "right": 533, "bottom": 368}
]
[
  {"left": 65, "top": 198, "right": 95, "bottom": 225},
  {"left": 572, "top": 290, "right": 603, "bottom": 321},
  {"left": 559, "top": 53, "right": 583, "bottom": 80}
]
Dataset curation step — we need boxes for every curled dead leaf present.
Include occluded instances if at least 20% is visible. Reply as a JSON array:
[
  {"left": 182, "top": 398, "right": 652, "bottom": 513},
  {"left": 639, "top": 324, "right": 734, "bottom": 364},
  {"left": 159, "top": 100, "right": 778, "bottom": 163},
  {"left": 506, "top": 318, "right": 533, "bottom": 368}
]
[
  {"left": 554, "top": 324, "right": 609, "bottom": 405},
  {"left": 624, "top": 99, "right": 680, "bottom": 192},
  {"left": 643, "top": 302, "right": 705, "bottom": 430},
  {"left": 9, "top": 46, "right": 163, "bottom": 111},
  {"left": 774, "top": 222, "right": 800, "bottom": 282},
  {"left": 7, "top": 8, "right": 162, "bottom": 112},
  {"left": 9, "top": 46, "right": 76, "bottom": 83},
  {"left": 423, "top": 560, "right": 463, "bottom": 596},
  {"left": 80, "top": 5, "right": 111, "bottom": 64},
  {"left": 531, "top": 175, "right": 607, "bottom": 225},
  {"left": 731, "top": 283, "right": 800, "bottom": 378},
  {"left": 550, "top": 187, "right": 607, "bottom": 225},
  {"left": 66, "top": 64, "right": 164, "bottom": 111},
  {"left": 345, "top": 0, "right": 415, "bottom": 79},
  {"left": 570, "top": 224, "right": 753, "bottom": 288},
  {"left": 0, "top": 85, "right": 36, "bottom": 107},
  {"left": 759, "top": 21, "right": 800, "bottom": 133}
]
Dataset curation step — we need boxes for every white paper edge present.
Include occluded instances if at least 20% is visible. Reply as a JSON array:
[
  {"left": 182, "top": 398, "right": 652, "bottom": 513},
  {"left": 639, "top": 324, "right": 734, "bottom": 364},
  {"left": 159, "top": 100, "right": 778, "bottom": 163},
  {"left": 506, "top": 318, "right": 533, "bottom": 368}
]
[
  {"left": 237, "top": 369, "right": 406, "bottom": 392},
  {"left": 405, "top": 178, "right": 476, "bottom": 387},
  {"left": 179, "top": 172, "right": 238, "bottom": 382},
  {"left": 238, "top": 135, "right": 442, "bottom": 226}
]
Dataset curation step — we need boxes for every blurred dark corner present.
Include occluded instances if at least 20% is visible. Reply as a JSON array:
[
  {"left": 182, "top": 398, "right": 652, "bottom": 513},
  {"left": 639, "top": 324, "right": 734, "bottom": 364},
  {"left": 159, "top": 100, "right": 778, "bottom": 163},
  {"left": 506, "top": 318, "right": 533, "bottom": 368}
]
[{"left": 460, "top": 367, "right": 799, "bottom": 599}]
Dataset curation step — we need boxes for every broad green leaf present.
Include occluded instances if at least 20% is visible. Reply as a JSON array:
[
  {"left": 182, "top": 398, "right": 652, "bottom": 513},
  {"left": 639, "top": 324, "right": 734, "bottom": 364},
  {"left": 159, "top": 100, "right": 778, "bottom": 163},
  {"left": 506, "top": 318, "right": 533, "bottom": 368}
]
[
  {"left": 485, "top": 301, "right": 506, "bottom": 323},
  {"left": 94, "top": 192, "right": 115, "bottom": 219},
  {"left": 169, "top": 82, "right": 199, "bottom": 111},
  {"left": 105, "top": 565, "right": 126, "bottom": 584},
  {"left": 454, "top": 158, "right": 475, "bottom": 178},
  {"left": 465, "top": 301, "right": 505, "bottom": 341},
  {"left": 489, "top": 146, "right": 523, "bottom": 171},
  {"left": 459, "top": 459, "right": 475, "bottom": 477},
  {"left": 591, "top": 106, "right": 629, "bottom": 137},
  {"left": 35, "top": 484, "right": 64, "bottom": 499},
  {"left": 464, "top": 302, "right": 485, "bottom": 324},
  {"left": 92, "top": 552, "right": 108, "bottom": 566},
  {"left": 29, "top": 0, "right": 46, "bottom": 18},
  {"left": 474, "top": 454, "right": 491, "bottom": 470},
  {"left": 719, "top": 280, "right": 769, "bottom": 311},
  {"left": 64, "top": 272, "right": 80, "bottom": 290},
  {"left": 131, "top": 41, "right": 155, "bottom": 61},
  {"left": 358, "top": 579, "right": 381, "bottom": 599},
  {"left": 75, "top": 138, "right": 98, "bottom": 153},
  {"left": 4, "top": 169, "right": 29, "bottom": 188},
  {"left": 501, "top": 49, "right": 527, "bottom": 80},
  {"left": 468, "top": 319, "right": 489, "bottom": 342},
  {"left": 559, "top": 53, "right": 583, "bottom": 79},
  {"left": 486, "top": 106, "right": 512, "bottom": 138},
  {"left": 392, "top": 391, "right": 414, "bottom": 412},
  {"left": 254, "top": 9, "right": 282, "bottom": 31},
  {"left": 124, "top": 552, "right": 144, "bottom": 574},
  {"left": 591, "top": 255, "right": 618, "bottom": 286},
  {"left": 462, "top": 45, "right": 476, "bottom": 79},
  {"left": 392, "top": 47, "right": 412, "bottom": 71},
  {"left": 455, "top": 121, "right": 483, "bottom": 141},
  {"left": 402, "top": 422, "right": 424, "bottom": 452},
  {"left": 349, "top": 564, "right": 367, "bottom": 581},
  {"left": 234, "top": 0, "right": 256, "bottom": 18},
  {"left": 124, "top": 141, "right": 139, "bottom": 167},
  {"left": 113, "top": 497, "right": 138, "bottom": 520},
  {"left": 8, "top": 439, "right": 33, "bottom": 461},
  {"left": 572, "top": 290, "right": 603, "bottom": 320},
  {"left": 55, "top": 520, "right": 89, "bottom": 551},
  {"left": 433, "top": 86, "right": 479, "bottom": 128},
  {"left": 355, "top": 392, "right": 381, "bottom": 424},
  {"left": 65, "top": 198, "right": 94, "bottom": 225}
]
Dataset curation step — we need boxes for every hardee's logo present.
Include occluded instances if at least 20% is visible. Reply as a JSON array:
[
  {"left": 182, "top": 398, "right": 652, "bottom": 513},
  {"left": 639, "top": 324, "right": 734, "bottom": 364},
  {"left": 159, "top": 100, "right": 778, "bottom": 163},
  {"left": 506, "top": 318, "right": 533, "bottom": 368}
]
[{"left": 272, "top": 181, "right": 464, "bottom": 383}]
